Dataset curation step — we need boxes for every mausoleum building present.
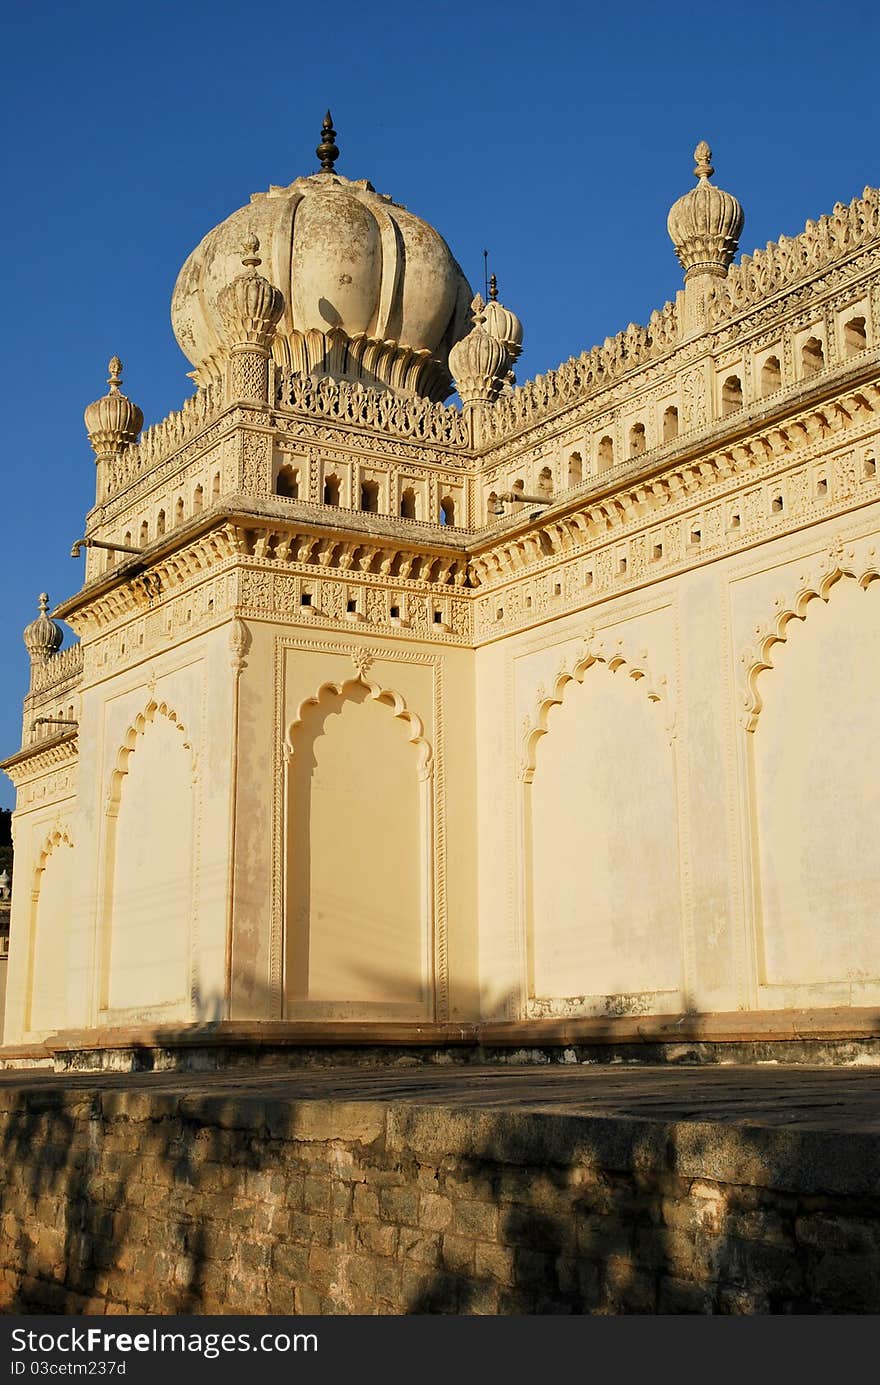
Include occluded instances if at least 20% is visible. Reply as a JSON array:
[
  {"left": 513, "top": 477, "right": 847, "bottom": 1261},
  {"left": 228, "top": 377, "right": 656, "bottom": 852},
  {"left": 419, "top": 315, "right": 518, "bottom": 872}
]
[{"left": 2, "top": 122, "right": 879, "bottom": 1057}]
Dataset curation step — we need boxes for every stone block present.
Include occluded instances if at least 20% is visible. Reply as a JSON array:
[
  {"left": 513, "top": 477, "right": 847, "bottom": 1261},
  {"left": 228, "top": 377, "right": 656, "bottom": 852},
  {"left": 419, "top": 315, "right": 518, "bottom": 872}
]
[
  {"left": 442, "top": 1234, "right": 475, "bottom": 1275},
  {"left": 474, "top": 1241, "right": 515, "bottom": 1286},
  {"left": 357, "top": 1221, "right": 399, "bottom": 1257},
  {"left": 378, "top": 1185, "right": 420, "bottom": 1226},
  {"left": 419, "top": 1192, "right": 453, "bottom": 1230},
  {"left": 452, "top": 1200, "right": 498, "bottom": 1240},
  {"left": 353, "top": 1184, "right": 380, "bottom": 1220},
  {"left": 398, "top": 1227, "right": 440, "bottom": 1264}
]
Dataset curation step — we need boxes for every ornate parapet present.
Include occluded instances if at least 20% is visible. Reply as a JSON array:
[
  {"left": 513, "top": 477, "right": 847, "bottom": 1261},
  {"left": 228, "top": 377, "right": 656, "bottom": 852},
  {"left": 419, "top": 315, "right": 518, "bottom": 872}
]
[
  {"left": 276, "top": 372, "right": 470, "bottom": 449},
  {"left": 29, "top": 643, "right": 83, "bottom": 697},
  {"left": 106, "top": 380, "right": 224, "bottom": 497},
  {"left": 482, "top": 301, "right": 680, "bottom": 444},
  {"left": 709, "top": 187, "right": 879, "bottom": 323}
]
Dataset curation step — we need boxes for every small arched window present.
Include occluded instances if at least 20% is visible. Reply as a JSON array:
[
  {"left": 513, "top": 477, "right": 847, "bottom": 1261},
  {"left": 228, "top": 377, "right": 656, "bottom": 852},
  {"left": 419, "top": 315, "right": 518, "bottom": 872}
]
[
  {"left": 568, "top": 453, "right": 583, "bottom": 487},
  {"left": 662, "top": 406, "right": 678, "bottom": 442},
  {"left": 323, "top": 474, "right": 341, "bottom": 506},
  {"left": 400, "top": 488, "right": 417, "bottom": 520},
  {"left": 722, "top": 375, "right": 743, "bottom": 415},
  {"left": 124, "top": 531, "right": 132, "bottom": 547},
  {"left": 760, "top": 356, "right": 781, "bottom": 396},
  {"left": 843, "top": 316, "right": 867, "bottom": 356},
  {"left": 538, "top": 466, "right": 553, "bottom": 497},
  {"left": 801, "top": 337, "right": 824, "bottom": 377},
  {"left": 487, "top": 491, "right": 498, "bottom": 522},
  {"left": 361, "top": 480, "right": 380, "bottom": 513},
  {"left": 192, "top": 484, "right": 204, "bottom": 514},
  {"left": 275, "top": 465, "right": 298, "bottom": 499},
  {"left": 512, "top": 478, "right": 525, "bottom": 496},
  {"left": 139, "top": 520, "right": 149, "bottom": 545},
  {"left": 175, "top": 497, "right": 185, "bottom": 526},
  {"left": 629, "top": 422, "right": 646, "bottom": 456},
  {"left": 156, "top": 509, "right": 166, "bottom": 537},
  {"left": 212, "top": 471, "right": 221, "bottom": 501},
  {"left": 439, "top": 495, "right": 455, "bottom": 527},
  {"left": 598, "top": 436, "right": 614, "bottom": 468}
]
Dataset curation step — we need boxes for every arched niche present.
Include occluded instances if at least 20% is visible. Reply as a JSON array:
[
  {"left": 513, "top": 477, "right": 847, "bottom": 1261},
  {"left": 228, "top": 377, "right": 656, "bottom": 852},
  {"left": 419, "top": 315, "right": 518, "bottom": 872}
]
[
  {"left": 27, "top": 829, "right": 74, "bottom": 1034},
  {"left": 284, "top": 677, "right": 434, "bottom": 1019},
  {"left": 747, "top": 572, "right": 880, "bottom": 999},
  {"left": 102, "top": 701, "right": 195, "bottom": 1019},
  {"left": 523, "top": 651, "right": 682, "bottom": 1014}
]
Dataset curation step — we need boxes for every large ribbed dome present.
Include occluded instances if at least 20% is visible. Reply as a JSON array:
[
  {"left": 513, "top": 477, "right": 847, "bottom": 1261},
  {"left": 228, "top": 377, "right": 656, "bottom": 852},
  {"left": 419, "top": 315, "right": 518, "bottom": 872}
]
[{"left": 171, "top": 117, "right": 473, "bottom": 401}]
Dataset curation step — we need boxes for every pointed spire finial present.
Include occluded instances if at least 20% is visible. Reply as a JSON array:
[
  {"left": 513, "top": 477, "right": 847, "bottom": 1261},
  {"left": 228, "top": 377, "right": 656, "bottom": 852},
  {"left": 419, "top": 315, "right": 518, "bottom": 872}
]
[
  {"left": 38, "top": 592, "right": 49, "bottom": 614},
  {"left": 693, "top": 141, "right": 714, "bottom": 181},
  {"left": 241, "top": 233, "right": 261, "bottom": 268},
  {"left": 316, "top": 111, "right": 339, "bottom": 172},
  {"left": 489, "top": 273, "right": 498, "bottom": 302},
  {"left": 107, "top": 356, "right": 123, "bottom": 393}
]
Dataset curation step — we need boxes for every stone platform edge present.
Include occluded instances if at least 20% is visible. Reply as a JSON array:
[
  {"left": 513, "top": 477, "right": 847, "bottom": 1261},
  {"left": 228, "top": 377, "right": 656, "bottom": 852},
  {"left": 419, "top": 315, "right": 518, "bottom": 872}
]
[{"left": 2, "top": 1005, "right": 880, "bottom": 1070}]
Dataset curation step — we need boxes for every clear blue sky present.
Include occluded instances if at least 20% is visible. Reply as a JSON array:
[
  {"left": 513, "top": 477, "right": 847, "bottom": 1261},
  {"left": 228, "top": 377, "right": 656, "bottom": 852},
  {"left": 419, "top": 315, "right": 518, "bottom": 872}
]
[{"left": 1, "top": 0, "right": 878, "bottom": 807}]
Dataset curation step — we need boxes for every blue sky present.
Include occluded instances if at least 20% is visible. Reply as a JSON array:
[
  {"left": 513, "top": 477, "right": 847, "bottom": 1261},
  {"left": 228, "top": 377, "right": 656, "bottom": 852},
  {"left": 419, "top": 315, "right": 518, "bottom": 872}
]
[{"left": 1, "top": 0, "right": 878, "bottom": 807}]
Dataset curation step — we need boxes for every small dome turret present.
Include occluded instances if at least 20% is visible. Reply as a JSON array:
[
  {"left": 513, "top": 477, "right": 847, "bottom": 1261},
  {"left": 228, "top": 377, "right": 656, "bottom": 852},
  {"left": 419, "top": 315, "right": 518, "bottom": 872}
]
[
  {"left": 449, "top": 295, "right": 508, "bottom": 406},
  {"left": 667, "top": 142, "right": 744, "bottom": 278},
  {"left": 217, "top": 234, "right": 285, "bottom": 351},
  {"left": 482, "top": 274, "right": 523, "bottom": 374},
  {"left": 84, "top": 357, "right": 143, "bottom": 456},
  {"left": 23, "top": 593, "right": 62, "bottom": 664}
]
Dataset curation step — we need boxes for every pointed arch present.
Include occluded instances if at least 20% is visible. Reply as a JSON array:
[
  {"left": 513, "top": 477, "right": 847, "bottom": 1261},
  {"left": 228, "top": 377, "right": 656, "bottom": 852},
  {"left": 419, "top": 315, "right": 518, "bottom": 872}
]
[
  {"left": 520, "top": 631, "right": 682, "bottom": 1018},
  {"left": 101, "top": 698, "right": 197, "bottom": 1020},
  {"left": 287, "top": 673, "right": 433, "bottom": 780},
  {"left": 26, "top": 826, "right": 75, "bottom": 1034},
  {"left": 522, "top": 633, "right": 669, "bottom": 782},
  {"left": 741, "top": 548, "right": 880, "bottom": 1004},
  {"left": 741, "top": 551, "right": 880, "bottom": 732},
  {"left": 283, "top": 670, "right": 435, "bottom": 1019}
]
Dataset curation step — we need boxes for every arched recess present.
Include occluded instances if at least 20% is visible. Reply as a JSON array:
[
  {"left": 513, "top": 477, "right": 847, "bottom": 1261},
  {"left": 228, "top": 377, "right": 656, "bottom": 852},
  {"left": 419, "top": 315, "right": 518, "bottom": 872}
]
[
  {"left": 101, "top": 700, "right": 197, "bottom": 1019},
  {"left": 284, "top": 674, "right": 434, "bottom": 1019},
  {"left": 521, "top": 638, "right": 683, "bottom": 1017},
  {"left": 742, "top": 556, "right": 880, "bottom": 1004},
  {"left": 26, "top": 828, "right": 74, "bottom": 1034}
]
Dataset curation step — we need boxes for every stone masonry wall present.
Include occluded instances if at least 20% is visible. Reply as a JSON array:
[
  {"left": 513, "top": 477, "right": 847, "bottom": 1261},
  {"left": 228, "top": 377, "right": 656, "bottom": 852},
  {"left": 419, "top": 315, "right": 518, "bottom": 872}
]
[{"left": 1, "top": 1085, "right": 879, "bottom": 1315}]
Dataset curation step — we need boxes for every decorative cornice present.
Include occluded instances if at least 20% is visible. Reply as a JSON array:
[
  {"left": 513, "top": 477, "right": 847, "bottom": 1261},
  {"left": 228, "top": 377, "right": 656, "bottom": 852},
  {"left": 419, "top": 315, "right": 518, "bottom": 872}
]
[
  {"left": 468, "top": 374, "right": 880, "bottom": 590},
  {"left": 1, "top": 732, "right": 78, "bottom": 785}
]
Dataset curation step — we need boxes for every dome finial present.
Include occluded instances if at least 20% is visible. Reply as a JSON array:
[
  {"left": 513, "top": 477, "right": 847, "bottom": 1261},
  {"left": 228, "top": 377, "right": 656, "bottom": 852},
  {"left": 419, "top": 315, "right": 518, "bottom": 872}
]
[
  {"left": 488, "top": 273, "right": 499, "bottom": 302},
  {"left": 107, "top": 356, "right": 123, "bottom": 392},
  {"left": 316, "top": 111, "right": 339, "bottom": 172},
  {"left": 694, "top": 141, "right": 714, "bottom": 180},
  {"left": 241, "top": 233, "right": 261, "bottom": 269}
]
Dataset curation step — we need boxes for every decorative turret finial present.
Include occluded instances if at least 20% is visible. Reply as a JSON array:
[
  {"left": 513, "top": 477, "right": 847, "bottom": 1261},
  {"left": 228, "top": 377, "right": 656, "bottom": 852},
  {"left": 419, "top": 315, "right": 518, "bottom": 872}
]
[
  {"left": 488, "top": 273, "right": 499, "bottom": 302},
  {"left": 240, "top": 233, "right": 262, "bottom": 268},
  {"left": 316, "top": 111, "right": 339, "bottom": 172},
  {"left": 693, "top": 141, "right": 714, "bottom": 180},
  {"left": 84, "top": 357, "right": 144, "bottom": 456},
  {"left": 667, "top": 140, "right": 744, "bottom": 280},
  {"left": 23, "top": 592, "right": 63, "bottom": 664}
]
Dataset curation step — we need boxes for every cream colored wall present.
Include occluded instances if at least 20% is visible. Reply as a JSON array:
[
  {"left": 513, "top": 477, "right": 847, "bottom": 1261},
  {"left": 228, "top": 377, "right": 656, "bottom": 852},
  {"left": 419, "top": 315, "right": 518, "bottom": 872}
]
[
  {"left": 475, "top": 500, "right": 880, "bottom": 1020},
  {"left": 3, "top": 619, "right": 236, "bottom": 1043},
  {"left": 230, "top": 622, "right": 478, "bottom": 1022}
]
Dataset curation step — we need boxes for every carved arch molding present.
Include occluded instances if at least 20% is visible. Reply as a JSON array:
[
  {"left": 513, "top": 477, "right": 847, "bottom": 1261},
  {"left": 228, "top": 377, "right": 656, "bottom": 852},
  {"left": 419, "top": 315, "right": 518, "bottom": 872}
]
[
  {"left": 740, "top": 542, "right": 880, "bottom": 731},
  {"left": 520, "top": 629, "right": 673, "bottom": 782}
]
